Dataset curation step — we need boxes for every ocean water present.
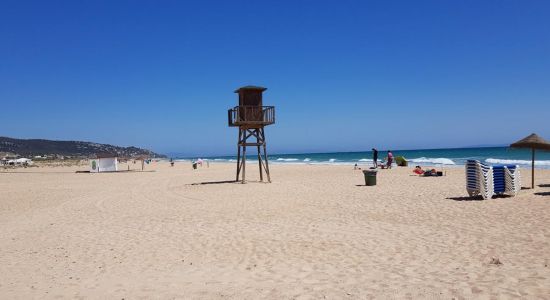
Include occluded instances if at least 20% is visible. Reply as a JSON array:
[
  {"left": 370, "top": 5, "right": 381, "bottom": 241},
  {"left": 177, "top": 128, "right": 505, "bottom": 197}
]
[{"left": 177, "top": 147, "right": 550, "bottom": 169}]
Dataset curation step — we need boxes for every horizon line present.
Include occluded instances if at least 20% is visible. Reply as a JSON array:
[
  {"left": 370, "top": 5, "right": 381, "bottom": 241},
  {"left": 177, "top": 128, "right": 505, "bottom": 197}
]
[{"left": 170, "top": 144, "right": 510, "bottom": 159}]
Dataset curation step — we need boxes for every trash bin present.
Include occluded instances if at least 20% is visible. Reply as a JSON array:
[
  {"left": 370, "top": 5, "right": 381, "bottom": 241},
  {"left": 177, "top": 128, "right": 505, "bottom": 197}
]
[{"left": 362, "top": 170, "right": 377, "bottom": 186}]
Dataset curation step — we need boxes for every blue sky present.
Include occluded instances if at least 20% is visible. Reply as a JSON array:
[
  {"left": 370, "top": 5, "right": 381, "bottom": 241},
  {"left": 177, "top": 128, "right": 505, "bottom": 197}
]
[{"left": 1, "top": 0, "right": 549, "bottom": 156}]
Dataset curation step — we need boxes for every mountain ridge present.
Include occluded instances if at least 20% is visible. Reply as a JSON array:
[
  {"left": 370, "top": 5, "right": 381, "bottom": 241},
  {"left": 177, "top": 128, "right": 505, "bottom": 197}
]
[{"left": 0, "top": 136, "right": 166, "bottom": 158}]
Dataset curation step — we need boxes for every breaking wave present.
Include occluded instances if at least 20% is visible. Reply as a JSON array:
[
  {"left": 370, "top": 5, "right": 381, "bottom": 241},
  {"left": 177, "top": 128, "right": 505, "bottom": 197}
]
[
  {"left": 276, "top": 158, "right": 299, "bottom": 162},
  {"left": 485, "top": 158, "right": 550, "bottom": 166},
  {"left": 409, "top": 157, "right": 456, "bottom": 165}
]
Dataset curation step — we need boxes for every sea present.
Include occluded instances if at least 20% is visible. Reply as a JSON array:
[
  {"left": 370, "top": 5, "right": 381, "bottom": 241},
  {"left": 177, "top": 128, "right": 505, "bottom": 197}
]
[{"left": 175, "top": 147, "right": 550, "bottom": 169}]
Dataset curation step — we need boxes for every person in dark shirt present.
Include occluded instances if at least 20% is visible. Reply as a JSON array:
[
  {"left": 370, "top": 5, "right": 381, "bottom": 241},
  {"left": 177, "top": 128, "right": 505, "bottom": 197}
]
[{"left": 372, "top": 148, "right": 378, "bottom": 168}]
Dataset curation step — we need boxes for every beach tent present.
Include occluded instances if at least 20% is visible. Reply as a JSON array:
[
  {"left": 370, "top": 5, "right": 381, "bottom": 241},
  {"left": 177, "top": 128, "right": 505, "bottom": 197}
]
[
  {"left": 510, "top": 133, "right": 550, "bottom": 189},
  {"left": 90, "top": 153, "right": 118, "bottom": 173}
]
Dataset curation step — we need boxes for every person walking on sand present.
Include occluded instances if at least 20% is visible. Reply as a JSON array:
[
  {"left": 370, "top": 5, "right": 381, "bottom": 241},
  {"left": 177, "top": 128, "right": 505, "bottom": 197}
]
[
  {"left": 372, "top": 148, "right": 378, "bottom": 168},
  {"left": 386, "top": 150, "right": 394, "bottom": 169}
]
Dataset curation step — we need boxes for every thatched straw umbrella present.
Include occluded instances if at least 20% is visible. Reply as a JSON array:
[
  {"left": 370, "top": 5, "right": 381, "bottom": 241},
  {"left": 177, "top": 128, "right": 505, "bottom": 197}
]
[
  {"left": 133, "top": 155, "right": 150, "bottom": 171},
  {"left": 510, "top": 133, "right": 550, "bottom": 189}
]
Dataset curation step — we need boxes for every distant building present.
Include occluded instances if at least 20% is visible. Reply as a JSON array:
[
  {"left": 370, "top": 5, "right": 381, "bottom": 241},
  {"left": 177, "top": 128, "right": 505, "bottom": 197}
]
[
  {"left": 90, "top": 153, "right": 118, "bottom": 172},
  {"left": 6, "top": 158, "right": 33, "bottom": 166}
]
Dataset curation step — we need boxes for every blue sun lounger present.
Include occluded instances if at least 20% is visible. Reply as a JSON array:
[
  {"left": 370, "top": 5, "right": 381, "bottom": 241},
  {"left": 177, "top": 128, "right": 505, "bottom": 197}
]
[
  {"left": 466, "top": 160, "right": 520, "bottom": 199},
  {"left": 466, "top": 160, "right": 494, "bottom": 199}
]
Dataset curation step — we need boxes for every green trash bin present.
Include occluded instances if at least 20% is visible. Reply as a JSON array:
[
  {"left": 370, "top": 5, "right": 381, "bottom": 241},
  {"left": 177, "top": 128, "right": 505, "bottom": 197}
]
[{"left": 362, "top": 170, "right": 377, "bottom": 186}]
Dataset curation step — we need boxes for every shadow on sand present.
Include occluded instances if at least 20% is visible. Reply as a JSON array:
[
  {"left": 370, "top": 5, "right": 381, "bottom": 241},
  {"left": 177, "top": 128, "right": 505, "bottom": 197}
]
[
  {"left": 190, "top": 180, "right": 272, "bottom": 185},
  {"left": 190, "top": 180, "right": 238, "bottom": 185},
  {"left": 538, "top": 184, "right": 550, "bottom": 188},
  {"left": 446, "top": 196, "right": 484, "bottom": 201},
  {"left": 75, "top": 170, "right": 156, "bottom": 174},
  {"left": 446, "top": 194, "right": 512, "bottom": 201},
  {"left": 534, "top": 192, "right": 550, "bottom": 196}
]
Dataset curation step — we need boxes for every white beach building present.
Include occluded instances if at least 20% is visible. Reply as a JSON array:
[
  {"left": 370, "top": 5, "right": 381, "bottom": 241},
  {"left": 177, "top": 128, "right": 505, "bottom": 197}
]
[
  {"left": 6, "top": 158, "right": 33, "bottom": 166},
  {"left": 16, "top": 158, "right": 33, "bottom": 165},
  {"left": 90, "top": 153, "right": 118, "bottom": 172}
]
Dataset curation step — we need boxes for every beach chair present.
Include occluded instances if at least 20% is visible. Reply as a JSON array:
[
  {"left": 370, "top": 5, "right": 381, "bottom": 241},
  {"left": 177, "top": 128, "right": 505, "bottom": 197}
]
[
  {"left": 466, "top": 160, "right": 494, "bottom": 199},
  {"left": 492, "top": 165, "right": 506, "bottom": 194},
  {"left": 492, "top": 164, "right": 521, "bottom": 197},
  {"left": 504, "top": 165, "right": 521, "bottom": 196},
  {"left": 466, "top": 160, "right": 520, "bottom": 199}
]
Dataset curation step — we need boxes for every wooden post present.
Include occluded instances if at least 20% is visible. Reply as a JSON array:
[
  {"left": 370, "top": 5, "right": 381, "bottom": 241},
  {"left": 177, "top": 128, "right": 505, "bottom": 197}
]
[
  {"left": 261, "top": 128, "right": 271, "bottom": 182},
  {"left": 236, "top": 129, "right": 242, "bottom": 182},
  {"left": 257, "top": 146, "right": 264, "bottom": 181},
  {"left": 241, "top": 130, "right": 247, "bottom": 184},
  {"left": 532, "top": 148, "right": 535, "bottom": 189},
  {"left": 257, "top": 129, "right": 263, "bottom": 182}
]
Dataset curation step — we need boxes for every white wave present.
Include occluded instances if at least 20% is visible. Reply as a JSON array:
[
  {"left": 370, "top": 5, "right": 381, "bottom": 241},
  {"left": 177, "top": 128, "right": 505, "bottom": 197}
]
[
  {"left": 409, "top": 157, "right": 456, "bottom": 165},
  {"left": 485, "top": 158, "right": 550, "bottom": 166},
  {"left": 276, "top": 158, "right": 299, "bottom": 162},
  {"left": 309, "top": 161, "right": 353, "bottom": 166},
  {"left": 358, "top": 158, "right": 370, "bottom": 162},
  {"left": 308, "top": 158, "right": 342, "bottom": 165},
  {"left": 303, "top": 158, "right": 311, "bottom": 162}
]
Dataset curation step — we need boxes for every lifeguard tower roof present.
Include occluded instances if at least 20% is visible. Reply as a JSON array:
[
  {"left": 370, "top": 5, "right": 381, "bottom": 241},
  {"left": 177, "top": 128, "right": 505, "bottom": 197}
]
[{"left": 234, "top": 86, "right": 267, "bottom": 93}]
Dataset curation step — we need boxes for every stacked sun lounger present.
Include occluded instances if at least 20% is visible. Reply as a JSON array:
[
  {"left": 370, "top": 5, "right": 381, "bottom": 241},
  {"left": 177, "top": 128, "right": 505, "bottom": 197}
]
[
  {"left": 466, "top": 160, "right": 520, "bottom": 199},
  {"left": 466, "top": 160, "right": 494, "bottom": 199},
  {"left": 504, "top": 165, "right": 521, "bottom": 196},
  {"left": 492, "top": 165, "right": 507, "bottom": 194}
]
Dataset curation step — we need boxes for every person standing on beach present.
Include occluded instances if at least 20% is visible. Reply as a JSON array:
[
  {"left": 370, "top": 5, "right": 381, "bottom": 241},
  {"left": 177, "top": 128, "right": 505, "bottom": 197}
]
[
  {"left": 387, "top": 150, "right": 394, "bottom": 169},
  {"left": 372, "top": 148, "right": 378, "bottom": 168}
]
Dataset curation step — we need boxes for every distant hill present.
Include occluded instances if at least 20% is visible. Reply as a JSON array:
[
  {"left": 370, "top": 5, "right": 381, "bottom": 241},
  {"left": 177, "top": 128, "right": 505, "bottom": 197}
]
[{"left": 0, "top": 136, "right": 166, "bottom": 158}]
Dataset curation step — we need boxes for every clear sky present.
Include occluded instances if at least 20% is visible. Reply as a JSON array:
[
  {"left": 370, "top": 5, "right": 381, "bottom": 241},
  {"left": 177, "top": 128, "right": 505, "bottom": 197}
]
[{"left": 1, "top": 0, "right": 549, "bottom": 156}]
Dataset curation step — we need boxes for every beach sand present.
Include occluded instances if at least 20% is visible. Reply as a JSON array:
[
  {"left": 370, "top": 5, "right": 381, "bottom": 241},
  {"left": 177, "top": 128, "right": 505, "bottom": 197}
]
[{"left": 1, "top": 162, "right": 549, "bottom": 299}]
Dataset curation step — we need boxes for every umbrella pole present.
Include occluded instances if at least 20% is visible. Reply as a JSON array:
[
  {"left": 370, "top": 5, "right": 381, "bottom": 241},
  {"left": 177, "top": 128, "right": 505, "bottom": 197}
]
[{"left": 532, "top": 148, "right": 535, "bottom": 189}]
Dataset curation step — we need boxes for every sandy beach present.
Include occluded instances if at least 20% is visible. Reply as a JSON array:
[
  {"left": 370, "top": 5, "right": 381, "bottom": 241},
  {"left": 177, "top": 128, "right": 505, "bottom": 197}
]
[{"left": 1, "top": 162, "right": 549, "bottom": 299}]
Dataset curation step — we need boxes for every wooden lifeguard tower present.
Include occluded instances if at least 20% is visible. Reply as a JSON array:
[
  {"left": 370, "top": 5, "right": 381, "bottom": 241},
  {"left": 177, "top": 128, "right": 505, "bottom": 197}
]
[{"left": 228, "top": 86, "right": 275, "bottom": 183}]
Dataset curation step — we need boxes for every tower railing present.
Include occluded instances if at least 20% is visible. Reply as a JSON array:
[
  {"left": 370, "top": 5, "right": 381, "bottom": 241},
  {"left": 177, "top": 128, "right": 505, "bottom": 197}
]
[{"left": 228, "top": 106, "right": 275, "bottom": 127}]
